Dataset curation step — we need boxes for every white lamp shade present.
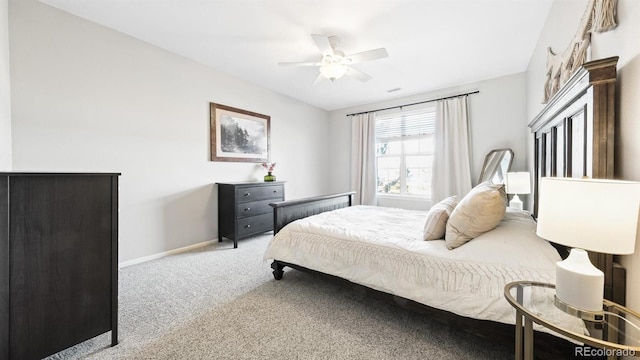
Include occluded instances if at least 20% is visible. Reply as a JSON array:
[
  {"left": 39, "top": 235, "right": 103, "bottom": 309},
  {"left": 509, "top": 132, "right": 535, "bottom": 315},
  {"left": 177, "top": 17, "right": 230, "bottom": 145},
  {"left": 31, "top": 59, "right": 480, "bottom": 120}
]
[
  {"left": 505, "top": 172, "right": 531, "bottom": 194},
  {"left": 536, "top": 177, "right": 640, "bottom": 254}
]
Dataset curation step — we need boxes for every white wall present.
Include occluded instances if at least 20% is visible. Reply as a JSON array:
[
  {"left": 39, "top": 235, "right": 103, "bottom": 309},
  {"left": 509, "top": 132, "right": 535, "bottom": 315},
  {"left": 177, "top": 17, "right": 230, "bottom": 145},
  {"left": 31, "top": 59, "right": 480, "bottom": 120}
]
[
  {"left": 526, "top": 0, "right": 640, "bottom": 309},
  {"left": 328, "top": 72, "right": 528, "bottom": 209},
  {"left": 0, "top": 0, "right": 11, "bottom": 170},
  {"left": 9, "top": 0, "right": 330, "bottom": 263}
]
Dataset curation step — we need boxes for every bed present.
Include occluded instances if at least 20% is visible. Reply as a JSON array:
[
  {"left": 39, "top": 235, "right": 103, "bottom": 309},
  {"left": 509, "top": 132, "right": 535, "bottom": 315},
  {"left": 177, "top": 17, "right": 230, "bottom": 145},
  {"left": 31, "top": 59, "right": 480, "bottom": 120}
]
[
  {"left": 266, "top": 204, "right": 564, "bottom": 326},
  {"left": 263, "top": 56, "right": 622, "bottom": 351}
]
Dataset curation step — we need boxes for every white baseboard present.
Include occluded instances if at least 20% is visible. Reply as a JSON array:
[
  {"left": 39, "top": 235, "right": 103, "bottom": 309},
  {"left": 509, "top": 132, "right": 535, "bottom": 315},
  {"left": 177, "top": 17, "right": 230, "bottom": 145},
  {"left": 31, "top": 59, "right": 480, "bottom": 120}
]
[{"left": 119, "top": 239, "right": 217, "bottom": 268}]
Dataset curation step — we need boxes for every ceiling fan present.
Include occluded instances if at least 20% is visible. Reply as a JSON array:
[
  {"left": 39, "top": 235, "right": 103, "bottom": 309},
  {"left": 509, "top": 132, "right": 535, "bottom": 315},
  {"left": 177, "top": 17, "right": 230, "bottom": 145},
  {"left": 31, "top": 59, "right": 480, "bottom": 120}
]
[{"left": 279, "top": 34, "right": 389, "bottom": 84}]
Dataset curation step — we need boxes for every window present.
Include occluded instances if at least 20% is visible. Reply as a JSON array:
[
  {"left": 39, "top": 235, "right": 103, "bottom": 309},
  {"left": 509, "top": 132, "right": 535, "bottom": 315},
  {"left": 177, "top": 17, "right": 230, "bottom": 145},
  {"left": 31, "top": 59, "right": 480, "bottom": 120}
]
[{"left": 375, "top": 105, "right": 435, "bottom": 197}]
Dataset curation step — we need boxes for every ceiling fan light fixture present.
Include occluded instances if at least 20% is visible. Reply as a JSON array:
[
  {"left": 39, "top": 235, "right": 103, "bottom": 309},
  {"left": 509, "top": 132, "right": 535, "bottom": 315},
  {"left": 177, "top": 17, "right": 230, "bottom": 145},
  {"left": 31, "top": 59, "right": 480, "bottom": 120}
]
[
  {"left": 279, "top": 34, "right": 388, "bottom": 84},
  {"left": 319, "top": 62, "right": 348, "bottom": 81}
]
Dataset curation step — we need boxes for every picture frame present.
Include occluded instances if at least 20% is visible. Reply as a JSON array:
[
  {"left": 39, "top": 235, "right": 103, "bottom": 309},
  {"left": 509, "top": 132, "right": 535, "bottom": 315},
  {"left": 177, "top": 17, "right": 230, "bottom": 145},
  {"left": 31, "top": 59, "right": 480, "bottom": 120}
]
[{"left": 210, "top": 102, "right": 270, "bottom": 162}]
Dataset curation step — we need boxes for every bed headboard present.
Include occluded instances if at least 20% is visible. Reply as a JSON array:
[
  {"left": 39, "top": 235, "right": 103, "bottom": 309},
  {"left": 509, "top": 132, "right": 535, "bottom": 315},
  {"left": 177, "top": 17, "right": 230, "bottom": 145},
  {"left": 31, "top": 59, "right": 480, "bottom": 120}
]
[{"left": 528, "top": 56, "right": 623, "bottom": 304}]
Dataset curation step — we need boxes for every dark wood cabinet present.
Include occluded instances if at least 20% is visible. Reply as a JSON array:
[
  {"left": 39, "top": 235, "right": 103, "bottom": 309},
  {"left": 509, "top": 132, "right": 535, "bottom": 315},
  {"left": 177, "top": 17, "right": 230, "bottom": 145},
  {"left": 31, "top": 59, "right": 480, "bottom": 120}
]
[
  {"left": 217, "top": 181, "right": 285, "bottom": 248},
  {"left": 0, "top": 172, "right": 119, "bottom": 360}
]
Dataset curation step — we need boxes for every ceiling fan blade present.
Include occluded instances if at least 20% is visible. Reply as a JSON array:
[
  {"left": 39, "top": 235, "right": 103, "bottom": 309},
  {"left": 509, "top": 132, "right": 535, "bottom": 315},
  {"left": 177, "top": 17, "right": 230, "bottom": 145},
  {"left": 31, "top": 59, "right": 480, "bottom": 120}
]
[
  {"left": 346, "top": 48, "right": 389, "bottom": 64},
  {"left": 278, "top": 61, "right": 321, "bottom": 67},
  {"left": 311, "top": 34, "right": 335, "bottom": 56},
  {"left": 345, "top": 66, "right": 372, "bottom": 82},
  {"left": 312, "top": 73, "right": 325, "bottom": 85}
]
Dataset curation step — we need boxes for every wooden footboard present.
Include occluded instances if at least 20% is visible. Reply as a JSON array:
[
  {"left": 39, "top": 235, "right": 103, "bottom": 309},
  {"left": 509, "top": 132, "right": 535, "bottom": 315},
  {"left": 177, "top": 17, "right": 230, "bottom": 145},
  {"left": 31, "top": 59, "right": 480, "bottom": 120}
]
[{"left": 269, "top": 191, "right": 355, "bottom": 234}]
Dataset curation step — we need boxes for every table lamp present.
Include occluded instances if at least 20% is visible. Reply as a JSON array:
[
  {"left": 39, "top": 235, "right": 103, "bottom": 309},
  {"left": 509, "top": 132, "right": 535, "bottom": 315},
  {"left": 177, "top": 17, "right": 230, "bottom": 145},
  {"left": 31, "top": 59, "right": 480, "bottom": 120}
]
[
  {"left": 536, "top": 177, "right": 640, "bottom": 320},
  {"left": 505, "top": 172, "right": 531, "bottom": 210}
]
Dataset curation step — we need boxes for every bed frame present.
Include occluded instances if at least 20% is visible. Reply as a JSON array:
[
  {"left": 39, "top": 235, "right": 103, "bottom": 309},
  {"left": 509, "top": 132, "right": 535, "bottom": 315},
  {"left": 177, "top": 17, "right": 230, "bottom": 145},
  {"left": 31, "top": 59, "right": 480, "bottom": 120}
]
[
  {"left": 269, "top": 191, "right": 355, "bottom": 280},
  {"left": 267, "top": 56, "right": 623, "bottom": 356},
  {"left": 268, "top": 192, "right": 574, "bottom": 357}
]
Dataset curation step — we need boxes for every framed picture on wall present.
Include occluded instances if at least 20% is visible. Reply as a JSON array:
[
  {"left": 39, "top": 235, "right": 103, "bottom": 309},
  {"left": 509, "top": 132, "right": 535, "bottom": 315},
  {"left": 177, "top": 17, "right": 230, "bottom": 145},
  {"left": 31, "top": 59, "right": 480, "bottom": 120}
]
[{"left": 210, "top": 102, "right": 270, "bottom": 162}]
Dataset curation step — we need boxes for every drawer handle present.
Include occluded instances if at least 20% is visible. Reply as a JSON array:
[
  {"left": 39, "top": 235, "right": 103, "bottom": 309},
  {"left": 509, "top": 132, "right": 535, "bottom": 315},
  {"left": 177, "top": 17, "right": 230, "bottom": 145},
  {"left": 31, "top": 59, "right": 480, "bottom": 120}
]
[
  {"left": 244, "top": 192, "right": 250, "bottom": 196},
  {"left": 244, "top": 207, "right": 251, "bottom": 211},
  {"left": 273, "top": 190, "right": 278, "bottom": 193},
  {"left": 245, "top": 224, "right": 251, "bottom": 228}
]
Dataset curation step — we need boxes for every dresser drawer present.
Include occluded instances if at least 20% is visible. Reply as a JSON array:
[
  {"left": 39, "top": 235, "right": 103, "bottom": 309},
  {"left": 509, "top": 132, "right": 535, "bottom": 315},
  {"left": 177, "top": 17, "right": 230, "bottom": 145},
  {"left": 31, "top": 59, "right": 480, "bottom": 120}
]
[
  {"left": 237, "top": 213, "right": 273, "bottom": 237},
  {"left": 236, "top": 199, "right": 276, "bottom": 218},
  {"left": 235, "top": 184, "right": 283, "bottom": 203}
]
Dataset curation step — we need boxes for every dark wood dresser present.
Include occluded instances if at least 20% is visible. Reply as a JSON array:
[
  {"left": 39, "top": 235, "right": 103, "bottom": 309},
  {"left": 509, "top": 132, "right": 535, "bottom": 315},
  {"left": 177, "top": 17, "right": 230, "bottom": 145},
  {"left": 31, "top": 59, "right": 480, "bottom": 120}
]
[
  {"left": 217, "top": 181, "right": 285, "bottom": 248},
  {"left": 0, "top": 172, "right": 119, "bottom": 360}
]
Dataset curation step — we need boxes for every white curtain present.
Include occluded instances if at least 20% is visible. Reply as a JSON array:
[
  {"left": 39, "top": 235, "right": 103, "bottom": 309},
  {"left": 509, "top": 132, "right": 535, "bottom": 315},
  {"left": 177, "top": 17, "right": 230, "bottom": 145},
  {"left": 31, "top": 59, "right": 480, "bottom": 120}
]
[
  {"left": 350, "top": 113, "right": 377, "bottom": 205},
  {"left": 431, "top": 96, "right": 472, "bottom": 203}
]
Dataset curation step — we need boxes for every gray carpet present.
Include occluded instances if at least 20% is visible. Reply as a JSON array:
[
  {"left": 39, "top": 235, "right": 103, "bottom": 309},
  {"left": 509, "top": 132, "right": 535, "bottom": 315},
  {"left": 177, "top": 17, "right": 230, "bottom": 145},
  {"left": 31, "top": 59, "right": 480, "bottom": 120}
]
[{"left": 46, "top": 234, "right": 512, "bottom": 359}]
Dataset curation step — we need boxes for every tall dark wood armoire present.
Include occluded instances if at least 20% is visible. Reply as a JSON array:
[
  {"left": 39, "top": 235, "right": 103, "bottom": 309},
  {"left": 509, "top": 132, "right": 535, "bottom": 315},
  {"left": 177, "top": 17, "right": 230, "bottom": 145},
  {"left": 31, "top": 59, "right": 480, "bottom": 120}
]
[{"left": 0, "top": 172, "right": 119, "bottom": 360}]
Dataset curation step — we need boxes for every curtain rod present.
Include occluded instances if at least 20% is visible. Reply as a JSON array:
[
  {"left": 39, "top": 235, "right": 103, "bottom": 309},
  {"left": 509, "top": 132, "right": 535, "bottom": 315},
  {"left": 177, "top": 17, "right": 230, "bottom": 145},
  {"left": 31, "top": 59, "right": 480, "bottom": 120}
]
[{"left": 345, "top": 90, "right": 480, "bottom": 117}]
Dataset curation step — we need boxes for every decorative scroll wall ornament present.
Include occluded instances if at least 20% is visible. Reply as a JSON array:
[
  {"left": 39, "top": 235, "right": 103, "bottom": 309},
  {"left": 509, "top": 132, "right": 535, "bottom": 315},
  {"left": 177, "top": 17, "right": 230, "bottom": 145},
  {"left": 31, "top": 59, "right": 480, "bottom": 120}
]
[{"left": 542, "top": 0, "right": 618, "bottom": 103}]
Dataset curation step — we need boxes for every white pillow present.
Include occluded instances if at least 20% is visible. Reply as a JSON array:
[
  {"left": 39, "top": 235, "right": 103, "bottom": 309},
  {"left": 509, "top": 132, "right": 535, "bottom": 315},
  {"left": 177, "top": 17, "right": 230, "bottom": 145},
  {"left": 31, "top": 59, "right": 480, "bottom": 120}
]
[
  {"left": 445, "top": 182, "right": 507, "bottom": 249},
  {"left": 423, "top": 196, "right": 457, "bottom": 240}
]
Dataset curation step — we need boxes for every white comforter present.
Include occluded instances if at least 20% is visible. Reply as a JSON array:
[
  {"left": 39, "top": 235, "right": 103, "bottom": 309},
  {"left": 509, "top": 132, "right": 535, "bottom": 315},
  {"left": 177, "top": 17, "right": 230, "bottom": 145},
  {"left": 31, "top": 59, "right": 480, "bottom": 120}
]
[{"left": 264, "top": 205, "right": 562, "bottom": 325}]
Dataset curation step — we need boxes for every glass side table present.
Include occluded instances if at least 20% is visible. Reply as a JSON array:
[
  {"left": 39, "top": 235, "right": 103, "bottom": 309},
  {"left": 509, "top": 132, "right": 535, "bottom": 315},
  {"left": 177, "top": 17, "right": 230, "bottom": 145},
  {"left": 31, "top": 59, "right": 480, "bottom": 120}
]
[{"left": 504, "top": 281, "right": 640, "bottom": 360}]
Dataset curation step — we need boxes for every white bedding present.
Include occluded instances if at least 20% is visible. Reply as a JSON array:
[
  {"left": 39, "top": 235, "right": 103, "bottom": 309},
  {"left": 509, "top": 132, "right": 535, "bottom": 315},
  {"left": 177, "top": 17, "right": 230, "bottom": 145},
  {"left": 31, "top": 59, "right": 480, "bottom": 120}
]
[{"left": 264, "top": 205, "right": 563, "bottom": 325}]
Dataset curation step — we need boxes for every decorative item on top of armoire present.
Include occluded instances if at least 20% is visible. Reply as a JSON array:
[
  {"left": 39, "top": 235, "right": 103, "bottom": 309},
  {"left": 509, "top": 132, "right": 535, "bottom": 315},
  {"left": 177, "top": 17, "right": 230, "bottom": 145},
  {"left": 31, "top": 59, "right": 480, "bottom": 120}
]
[
  {"left": 261, "top": 162, "right": 276, "bottom": 182},
  {"left": 0, "top": 172, "right": 119, "bottom": 360},
  {"left": 542, "top": 0, "right": 618, "bottom": 104},
  {"left": 210, "top": 102, "right": 270, "bottom": 163}
]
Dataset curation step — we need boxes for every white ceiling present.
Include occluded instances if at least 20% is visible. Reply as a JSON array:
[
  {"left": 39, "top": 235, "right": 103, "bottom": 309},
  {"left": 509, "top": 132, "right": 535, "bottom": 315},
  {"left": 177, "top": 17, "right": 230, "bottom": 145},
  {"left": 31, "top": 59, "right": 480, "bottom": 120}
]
[{"left": 40, "top": 0, "right": 553, "bottom": 111}]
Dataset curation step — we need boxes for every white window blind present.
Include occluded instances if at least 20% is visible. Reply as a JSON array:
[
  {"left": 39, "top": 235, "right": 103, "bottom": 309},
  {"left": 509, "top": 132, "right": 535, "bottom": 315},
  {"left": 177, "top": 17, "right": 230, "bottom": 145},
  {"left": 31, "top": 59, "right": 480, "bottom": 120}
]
[{"left": 375, "top": 107, "right": 436, "bottom": 141}]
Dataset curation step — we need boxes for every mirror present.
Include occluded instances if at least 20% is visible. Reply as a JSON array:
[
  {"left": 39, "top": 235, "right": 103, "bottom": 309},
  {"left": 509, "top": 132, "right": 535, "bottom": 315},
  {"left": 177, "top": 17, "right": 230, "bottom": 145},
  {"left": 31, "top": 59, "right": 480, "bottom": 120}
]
[{"left": 479, "top": 148, "right": 514, "bottom": 184}]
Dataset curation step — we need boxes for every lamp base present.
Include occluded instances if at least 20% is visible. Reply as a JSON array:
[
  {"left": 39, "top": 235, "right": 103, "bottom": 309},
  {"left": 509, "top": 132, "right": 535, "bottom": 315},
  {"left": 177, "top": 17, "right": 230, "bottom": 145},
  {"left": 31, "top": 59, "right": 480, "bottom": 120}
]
[
  {"left": 509, "top": 194, "right": 523, "bottom": 210},
  {"left": 555, "top": 248, "right": 604, "bottom": 317}
]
